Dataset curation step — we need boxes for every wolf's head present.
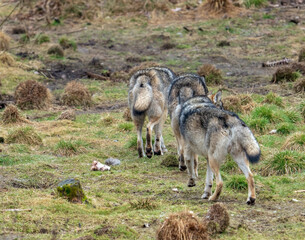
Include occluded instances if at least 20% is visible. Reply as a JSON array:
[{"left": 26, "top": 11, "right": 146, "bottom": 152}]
[{"left": 209, "top": 91, "right": 223, "bottom": 110}]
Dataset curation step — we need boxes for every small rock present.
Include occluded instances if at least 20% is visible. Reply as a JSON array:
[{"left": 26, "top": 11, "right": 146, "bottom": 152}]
[
  {"left": 105, "top": 158, "right": 121, "bottom": 166},
  {"left": 269, "top": 129, "right": 277, "bottom": 134}
]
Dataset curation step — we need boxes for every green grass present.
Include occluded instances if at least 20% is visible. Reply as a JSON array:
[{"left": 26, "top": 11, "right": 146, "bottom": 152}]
[
  {"left": 35, "top": 34, "right": 50, "bottom": 44},
  {"left": 226, "top": 175, "right": 248, "bottom": 191},
  {"left": 276, "top": 122, "right": 295, "bottom": 135}
]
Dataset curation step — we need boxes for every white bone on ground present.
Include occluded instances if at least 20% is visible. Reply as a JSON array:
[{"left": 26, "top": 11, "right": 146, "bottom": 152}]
[{"left": 91, "top": 161, "right": 111, "bottom": 171}]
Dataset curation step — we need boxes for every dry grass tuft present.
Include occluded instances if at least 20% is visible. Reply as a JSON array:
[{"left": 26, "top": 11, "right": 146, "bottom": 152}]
[
  {"left": 157, "top": 211, "right": 209, "bottom": 240},
  {"left": 272, "top": 67, "right": 300, "bottom": 83},
  {"left": 298, "top": 48, "right": 305, "bottom": 62},
  {"left": 293, "top": 78, "right": 305, "bottom": 93},
  {"left": 205, "top": 203, "right": 230, "bottom": 234},
  {"left": 197, "top": 64, "right": 222, "bottom": 85},
  {"left": 0, "top": 52, "right": 15, "bottom": 66},
  {"left": 0, "top": 32, "right": 10, "bottom": 51},
  {"left": 100, "top": 115, "right": 116, "bottom": 126},
  {"left": 57, "top": 109, "right": 76, "bottom": 121},
  {"left": 291, "top": 62, "right": 305, "bottom": 75},
  {"left": 130, "top": 198, "right": 158, "bottom": 210},
  {"left": 161, "top": 155, "right": 179, "bottom": 167},
  {"left": 282, "top": 132, "right": 305, "bottom": 152},
  {"left": 2, "top": 104, "right": 30, "bottom": 124},
  {"left": 200, "top": 0, "right": 236, "bottom": 15},
  {"left": 61, "top": 81, "right": 92, "bottom": 107},
  {"left": 222, "top": 94, "right": 254, "bottom": 113},
  {"left": 6, "top": 127, "right": 42, "bottom": 145},
  {"left": 15, "top": 80, "right": 52, "bottom": 110},
  {"left": 123, "top": 108, "right": 132, "bottom": 121},
  {"left": 47, "top": 45, "right": 64, "bottom": 57},
  {"left": 129, "top": 62, "right": 160, "bottom": 76}
]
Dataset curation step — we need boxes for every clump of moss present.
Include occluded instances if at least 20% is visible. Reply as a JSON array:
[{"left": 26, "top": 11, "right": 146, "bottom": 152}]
[
  {"left": 6, "top": 127, "right": 42, "bottom": 145},
  {"left": 130, "top": 198, "right": 158, "bottom": 210},
  {"left": 226, "top": 175, "right": 248, "bottom": 191},
  {"left": 129, "top": 61, "right": 160, "bottom": 76},
  {"left": 59, "top": 37, "right": 77, "bottom": 50},
  {"left": 282, "top": 132, "right": 305, "bottom": 151},
  {"left": 2, "top": 104, "right": 29, "bottom": 124},
  {"left": 197, "top": 64, "right": 222, "bottom": 85},
  {"left": 123, "top": 108, "right": 132, "bottom": 121},
  {"left": 205, "top": 203, "right": 230, "bottom": 234},
  {"left": 61, "top": 81, "right": 92, "bottom": 107},
  {"left": 157, "top": 211, "right": 209, "bottom": 240},
  {"left": 263, "top": 151, "right": 305, "bottom": 175},
  {"left": 57, "top": 109, "right": 76, "bottom": 121},
  {"left": 35, "top": 34, "right": 50, "bottom": 44},
  {"left": 161, "top": 155, "right": 179, "bottom": 167},
  {"left": 0, "top": 31, "right": 10, "bottom": 51},
  {"left": 57, "top": 178, "right": 87, "bottom": 203},
  {"left": 263, "top": 92, "right": 283, "bottom": 107},
  {"left": 272, "top": 67, "right": 301, "bottom": 83},
  {"left": 0, "top": 52, "right": 15, "bottom": 66},
  {"left": 15, "top": 80, "right": 52, "bottom": 110},
  {"left": 47, "top": 45, "right": 64, "bottom": 57},
  {"left": 298, "top": 47, "right": 305, "bottom": 62},
  {"left": 294, "top": 78, "right": 305, "bottom": 93}
]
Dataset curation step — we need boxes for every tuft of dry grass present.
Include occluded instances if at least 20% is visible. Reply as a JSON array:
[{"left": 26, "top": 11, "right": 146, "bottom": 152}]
[
  {"left": 47, "top": 45, "right": 64, "bottom": 57},
  {"left": 0, "top": 32, "right": 10, "bottom": 51},
  {"left": 272, "top": 67, "right": 300, "bottom": 83},
  {"left": 197, "top": 64, "right": 222, "bottom": 85},
  {"left": 128, "top": 61, "right": 160, "bottom": 76},
  {"left": 61, "top": 81, "right": 92, "bottom": 107},
  {"left": 157, "top": 211, "right": 209, "bottom": 240},
  {"left": 15, "top": 80, "right": 52, "bottom": 110},
  {"left": 282, "top": 132, "right": 305, "bottom": 152},
  {"left": 57, "top": 109, "right": 76, "bottom": 121},
  {"left": 123, "top": 108, "right": 132, "bottom": 121},
  {"left": 205, "top": 203, "right": 230, "bottom": 234},
  {"left": 2, "top": 104, "right": 30, "bottom": 124},
  {"left": 222, "top": 95, "right": 241, "bottom": 113},
  {"left": 161, "top": 155, "right": 179, "bottom": 167},
  {"left": 200, "top": 0, "right": 236, "bottom": 15},
  {"left": 0, "top": 52, "right": 15, "bottom": 66},
  {"left": 130, "top": 198, "right": 158, "bottom": 210},
  {"left": 298, "top": 48, "right": 305, "bottom": 62},
  {"left": 293, "top": 78, "right": 305, "bottom": 93},
  {"left": 6, "top": 127, "right": 42, "bottom": 145},
  {"left": 291, "top": 62, "right": 305, "bottom": 75}
]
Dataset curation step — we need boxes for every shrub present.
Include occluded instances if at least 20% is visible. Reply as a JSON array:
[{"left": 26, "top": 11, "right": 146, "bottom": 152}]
[
  {"left": 2, "top": 104, "right": 29, "bottom": 124},
  {"left": 202, "top": 0, "right": 235, "bottom": 14},
  {"left": 14, "top": 80, "right": 52, "bottom": 110},
  {"left": 263, "top": 92, "right": 283, "bottom": 107},
  {"left": 157, "top": 211, "right": 209, "bottom": 240},
  {"left": 264, "top": 151, "right": 305, "bottom": 175},
  {"left": 0, "top": 31, "right": 10, "bottom": 51},
  {"left": 47, "top": 45, "right": 64, "bottom": 57},
  {"left": 6, "top": 127, "right": 42, "bottom": 145},
  {"left": 197, "top": 64, "right": 222, "bottom": 85},
  {"left": 61, "top": 81, "right": 92, "bottom": 107},
  {"left": 0, "top": 52, "right": 15, "bottom": 66},
  {"left": 272, "top": 67, "right": 301, "bottom": 83},
  {"left": 226, "top": 175, "right": 248, "bottom": 191}
]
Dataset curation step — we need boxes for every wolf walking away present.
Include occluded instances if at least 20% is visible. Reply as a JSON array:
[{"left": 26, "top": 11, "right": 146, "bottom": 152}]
[
  {"left": 179, "top": 96, "right": 260, "bottom": 204},
  {"left": 128, "top": 67, "right": 176, "bottom": 158}
]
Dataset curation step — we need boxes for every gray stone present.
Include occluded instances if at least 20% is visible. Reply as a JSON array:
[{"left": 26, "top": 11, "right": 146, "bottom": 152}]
[{"left": 105, "top": 158, "right": 121, "bottom": 166}]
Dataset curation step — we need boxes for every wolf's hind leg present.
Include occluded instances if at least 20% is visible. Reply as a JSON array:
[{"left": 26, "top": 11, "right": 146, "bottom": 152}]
[
  {"left": 185, "top": 148, "right": 196, "bottom": 187},
  {"left": 146, "top": 117, "right": 160, "bottom": 158},
  {"left": 202, "top": 158, "right": 213, "bottom": 199},
  {"left": 234, "top": 153, "right": 256, "bottom": 205},
  {"left": 135, "top": 116, "right": 145, "bottom": 158},
  {"left": 153, "top": 122, "right": 163, "bottom": 156},
  {"left": 208, "top": 157, "right": 223, "bottom": 201}
]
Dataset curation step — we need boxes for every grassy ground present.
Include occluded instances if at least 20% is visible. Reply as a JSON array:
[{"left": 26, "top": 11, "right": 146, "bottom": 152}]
[{"left": 1, "top": 1, "right": 305, "bottom": 240}]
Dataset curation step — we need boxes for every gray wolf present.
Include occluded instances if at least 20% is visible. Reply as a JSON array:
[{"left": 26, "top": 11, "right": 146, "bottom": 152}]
[
  {"left": 179, "top": 96, "right": 260, "bottom": 204},
  {"left": 128, "top": 67, "right": 175, "bottom": 158}
]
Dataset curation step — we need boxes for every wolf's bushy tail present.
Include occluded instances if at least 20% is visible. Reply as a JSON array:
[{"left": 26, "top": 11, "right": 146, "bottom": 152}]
[
  {"left": 239, "top": 127, "right": 261, "bottom": 164},
  {"left": 168, "top": 74, "right": 208, "bottom": 104},
  {"left": 133, "top": 86, "right": 153, "bottom": 114}
]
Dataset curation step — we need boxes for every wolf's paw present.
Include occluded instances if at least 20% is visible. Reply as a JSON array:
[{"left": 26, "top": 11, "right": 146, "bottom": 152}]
[
  {"left": 201, "top": 192, "right": 211, "bottom": 199},
  {"left": 187, "top": 178, "right": 196, "bottom": 187},
  {"left": 146, "top": 147, "right": 153, "bottom": 158},
  {"left": 179, "top": 165, "right": 187, "bottom": 171},
  {"left": 208, "top": 196, "right": 218, "bottom": 202},
  {"left": 154, "top": 150, "right": 162, "bottom": 156},
  {"left": 246, "top": 197, "right": 255, "bottom": 205}
]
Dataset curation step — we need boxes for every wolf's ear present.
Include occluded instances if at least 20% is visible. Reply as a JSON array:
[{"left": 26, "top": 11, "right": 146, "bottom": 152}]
[{"left": 213, "top": 90, "right": 222, "bottom": 103}]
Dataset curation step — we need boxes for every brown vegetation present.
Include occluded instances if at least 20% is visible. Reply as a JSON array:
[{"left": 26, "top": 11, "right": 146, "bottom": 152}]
[
  {"left": 291, "top": 62, "right": 305, "bottom": 75},
  {"left": 282, "top": 132, "right": 305, "bottom": 152},
  {"left": 47, "top": 45, "right": 64, "bottom": 57},
  {"left": 157, "top": 211, "right": 209, "bottom": 240},
  {"left": 2, "top": 104, "right": 30, "bottom": 124},
  {"left": 197, "top": 64, "right": 223, "bottom": 85},
  {"left": 205, "top": 203, "right": 230, "bottom": 234},
  {"left": 6, "top": 127, "right": 42, "bottom": 145},
  {"left": 57, "top": 109, "right": 76, "bottom": 121},
  {"left": 0, "top": 32, "right": 10, "bottom": 51},
  {"left": 298, "top": 48, "right": 305, "bottom": 62},
  {"left": 200, "top": 0, "right": 236, "bottom": 15},
  {"left": 222, "top": 94, "right": 254, "bottom": 113},
  {"left": 294, "top": 78, "right": 305, "bottom": 93},
  {"left": 123, "top": 108, "right": 132, "bottom": 121},
  {"left": 61, "top": 81, "right": 92, "bottom": 107},
  {"left": 14, "top": 80, "right": 52, "bottom": 110},
  {"left": 272, "top": 66, "right": 300, "bottom": 83},
  {"left": 0, "top": 52, "right": 15, "bottom": 66}
]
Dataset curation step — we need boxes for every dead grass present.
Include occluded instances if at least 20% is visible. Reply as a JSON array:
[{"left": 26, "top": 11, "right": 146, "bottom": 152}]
[
  {"left": 57, "top": 109, "right": 76, "bottom": 121},
  {"left": 128, "top": 61, "right": 160, "bottom": 76},
  {"left": 0, "top": 32, "right": 10, "bottom": 51},
  {"left": 291, "top": 62, "right": 305, "bottom": 75},
  {"left": 2, "top": 104, "right": 30, "bottom": 124},
  {"left": 272, "top": 67, "right": 300, "bottom": 83},
  {"left": 205, "top": 203, "right": 230, "bottom": 234},
  {"left": 0, "top": 52, "right": 15, "bottom": 66},
  {"left": 6, "top": 127, "right": 42, "bottom": 145},
  {"left": 61, "top": 81, "right": 92, "bottom": 107},
  {"left": 222, "top": 94, "right": 255, "bottom": 113},
  {"left": 157, "top": 211, "right": 209, "bottom": 240},
  {"left": 161, "top": 155, "right": 179, "bottom": 167},
  {"left": 123, "top": 108, "right": 132, "bottom": 121},
  {"left": 130, "top": 198, "right": 158, "bottom": 210},
  {"left": 14, "top": 80, "right": 52, "bottom": 110},
  {"left": 293, "top": 78, "right": 305, "bottom": 93},
  {"left": 282, "top": 132, "right": 305, "bottom": 152},
  {"left": 47, "top": 45, "right": 64, "bottom": 57},
  {"left": 199, "top": 0, "right": 237, "bottom": 16},
  {"left": 197, "top": 64, "right": 222, "bottom": 85},
  {"left": 298, "top": 48, "right": 305, "bottom": 62}
]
